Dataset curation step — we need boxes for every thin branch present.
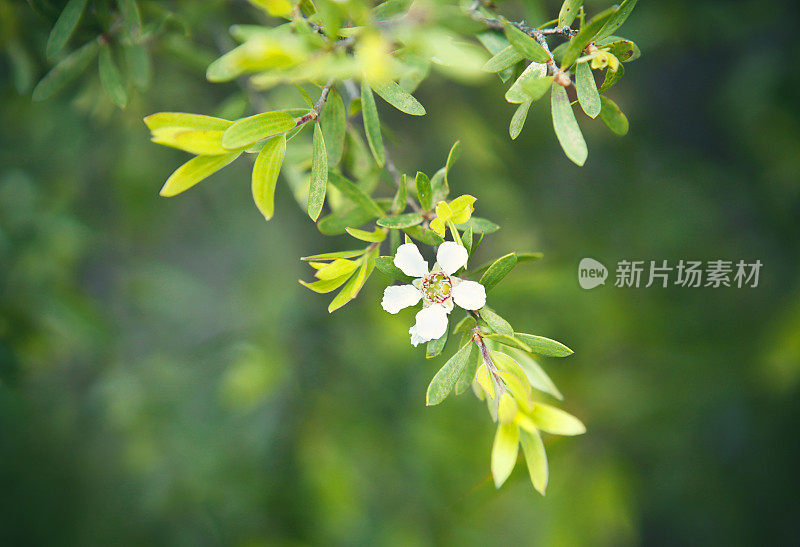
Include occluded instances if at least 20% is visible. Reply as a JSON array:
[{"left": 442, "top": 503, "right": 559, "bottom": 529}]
[{"left": 295, "top": 79, "right": 334, "bottom": 126}]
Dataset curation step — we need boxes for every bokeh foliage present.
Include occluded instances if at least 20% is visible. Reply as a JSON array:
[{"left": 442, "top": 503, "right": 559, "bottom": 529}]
[{"left": 1, "top": 0, "right": 800, "bottom": 545}]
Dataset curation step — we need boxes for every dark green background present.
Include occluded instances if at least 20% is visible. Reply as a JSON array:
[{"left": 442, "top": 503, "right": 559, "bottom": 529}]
[{"left": 2, "top": 0, "right": 799, "bottom": 544}]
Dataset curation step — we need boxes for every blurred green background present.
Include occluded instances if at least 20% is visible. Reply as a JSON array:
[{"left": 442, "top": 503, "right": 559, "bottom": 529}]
[{"left": 2, "top": 0, "right": 800, "bottom": 545}]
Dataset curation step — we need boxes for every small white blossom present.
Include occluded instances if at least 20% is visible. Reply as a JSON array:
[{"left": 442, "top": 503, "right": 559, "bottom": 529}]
[{"left": 381, "top": 241, "right": 486, "bottom": 346}]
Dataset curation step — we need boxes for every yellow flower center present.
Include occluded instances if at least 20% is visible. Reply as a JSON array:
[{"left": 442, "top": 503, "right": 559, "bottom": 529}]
[{"left": 421, "top": 272, "right": 452, "bottom": 304}]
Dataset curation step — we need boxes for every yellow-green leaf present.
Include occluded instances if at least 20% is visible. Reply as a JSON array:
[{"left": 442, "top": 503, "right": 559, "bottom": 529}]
[
  {"left": 371, "top": 80, "right": 426, "bottom": 116},
  {"left": 251, "top": 135, "right": 286, "bottom": 220},
  {"left": 328, "top": 247, "right": 377, "bottom": 312},
  {"left": 576, "top": 61, "right": 601, "bottom": 118},
  {"left": 144, "top": 112, "right": 232, "bottom": 131},
  {"left": 551, "top": 82, "right": 587, "bottom": 166},
  {"left": 345, "top": 227, "right": 386, "bottom": 242},
  {"left": 222, "top": 111, "right": 296, "bottom": 149},
  {"left": 491, "top": 423, "right": 519, "bottom": 488},
  {"left": 308, "top": 123, "right": 327, "bottom": 221},
  {"left": 299, "top": 272, "right": 353, "bottom": 294},
  {"left": 520, "top": 427, "right": 548, "bottom": 494},
  {"left": 599, "top": 95, "right": 629, "bottom": 135},
  {"left": 159, "top": 152, "right": 241, "bottom": 197},
  {"left": 558, "top": 0, "right": 582, "bottom": 28},
  {"left": 319, "top": 87, "right": 346, "bottom": 165},
  {"left": 530, "top": 403, "right": 586, "bottom": 436},
  {"left": 150, "top": 128, "right": 229, "bottom": 155}
]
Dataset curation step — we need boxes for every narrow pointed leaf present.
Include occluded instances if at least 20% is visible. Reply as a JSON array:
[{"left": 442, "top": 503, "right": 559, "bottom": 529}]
[
  {"left": 482, "top": 45, "right": 524, "bottom": 73},
  {"left": 328, "top": 247, "right": 376, "bottom": 312},
  {"left": 415, "top": 171, "right": 432, "bottom": 211},
  {"left": 252, "top": 135, "right": 286, "bottom": 220},
  {"left": 150, "top": 128, "right": 229, "bottom": 155},
  {"left": 520, "top": 428, "right": 548, "bottom": 494},
  {"left": 221, "top": 111, "right": 296, "bottom": 149},
  {"left": 125, "top": 44, "right": 151, "bottom": 89},
  {"left": 328, "top": 172, "right": 384, "bottom": 217},
  {"left": 46, "top": 0, "right": 88, "bottom": 59},
  {"left": 575, "top": 61, "right": 601, "bottom": 118},
  {"left": 530, "top": 403, "right": 586, "bottom": 436},
  {"left": 345, "top": 227, "right": 386, "bottom": 243},
  {"left": 503, "top": 22, "right": 549, "bottom": 63},
  {"left": 360, "top": 80, "right": 385, "bottom": 166},
  {"left": 32, "top": 40, "right": 99, "bottom": 101},
  {"left": 491, "top": 423, "right": 520, "bottom": 488},
  {"left": 510, "top": 100, "right": 532, "bottom": 140},
  {"left": 377, "top": 212, "right": 424, "bottom": 229},
  {"left": 514, "top": 333, "right": 574, "bottom": 357},
  {"left": 159, "top": 152, "right": 241, "bottom": 197},
  {"left": 426, "top": 326, "right": 448, "bottom": 359},
  {"left": 319, "top": 87, "right": 346, "bottom": 165},
  {"left": 299, "top": 273, "right": 353, "bottom": 294},
  {"left": 480, "top": 307, "right": 514, "bottom": 337},
  {"left": 98, "top": 44, "right": 128, "bottom": 107},
  {"left": 594, "top": 0, "right": 638, "bottom": 42},
  {"left": 308, "top": 123, "right": 328, "bottom": 221},
  {"left": 599, "top": 63, "right": 624, "bottom": 92},
  {"left": 426, "top": 341, "right": 476, "bottom": 405},
  {"left": 144, "top": 112, "right": 232, "bottom": 131},
  {"left": 372, "top": 80, "right": 426, "bottom": 116},
  {"left": 599, "top": 95, "right": 629, "bottom": 135},
  {"left": 558, "top": 0, "right": 582, "bottom": 27},
  {"left": 551, "top": 83, "right": 587, "bottom": 166},
  {"left": 479, "top": 253, "right": 518, "bottom": 291},
  {"left": 301, "top": 250, "right": 365, "bottom": 261},
  {"left": 505, "top": 62, "right": 549, "bottom": 104}
]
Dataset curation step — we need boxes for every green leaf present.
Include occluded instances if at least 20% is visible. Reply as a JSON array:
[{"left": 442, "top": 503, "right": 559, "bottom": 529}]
[
  {"left": 461, "top": 226, "right": 474, "bottom": 255},
  {"left": 252, "top": 135, "right": 286, "bottom": 220},
  {"left": 445, "top": 140, "right": 460, "bottom": 186},
  {"left": 377, "top": 212, "right": 424, "bottom": 229},
  {"left": 480, "top": 307, "right": 514, "bottom": 336},
  {"left": 501, "top": 346, "right": 562, "bottom": 399},
  {"left": 558, "top": 0, "right": 582, "bottom": 28},
  {"left": 551, "top": 82, "right": 587, "bottom": 166},
  {"left": 503, "top": 22, "right": 549, "bottom": 63},
  {"left": 144, "top": 112, "right": 232, "bottom": 131},
  {"left": 476, "top": 31, "right": 516, "bottom": 82},
  {"left": 453, "top": 316, "right": 477, "bottom": 334},
  {"left": 575, "top": 61, "right": 600, "bottom": 118},
  {"left": 426, "top": 341, "right": 476, "bottom": 405},
  {"left": 374, "top": 256, "right": 414, "bottom": 282},
  {"left": 221, "top": 111, "right": 296, "bottom": 149},
  {"left": 308, "top": 123, "right": 328, "bottom": 221},
  {"left": 454, "top": 337, "right": 482, "bottom": 395},
  {"left": 482, "top": 45, "right": 524, "bottom": 73},
  {"left": 159, "top": 152, "right": 241, "bottom": 197},
  {"left": 315, "top": 258, "right": 360, "bottom": 280},
  {"left": 301, "top": 250, "right": 365, "bottom": 261},
  {"left": 514, "top": 333, "right": 574, "bottom": 357},
  {"left": 505, "top": 62, "right": 549, "bottom": 104},
  {"left": 594, "top": 0, "right": 638, "bottom": 42},
  {"left": 599, "top": 63, "right": 624, "bottom": 92},
  {"left": 345, "top": 227, "right": 386, "bottom": 243},
  {"left": 116, "top": 0, "right": 142, "bottom": 32},
  {"left": 319, "top": 87, "right": 346, "bottom": 165},
  {"left": 328, "top": 247, "right": 376, "bottom": 312},
  {"left": 317, "top": 208, "right": 376, "bottom": 235},
  {"left": 299, "top": 272, "right": 353, "bottom": 294},
  {"left": 32, "top": 39, "right": 99, "bottom": 102},
  {"left": 599, "top": 95, "right": 629, "bottom": 135},
  {"left": 520, "top": 428, "right": 548, "bottom": 495},
  {"left": 479, "top": 253, "right": 518, "bottom": 291},
  {"left": 426, "top": 326, "right": 448, "bottom": 359},
  {"left": 403, "top": 225, "right": 444, "bottom": 246},
  {"left": 360, "top": 80, "right": 385, "bottom": 167},
  {"left": 455, "top": 216, "right": 499, "bottom": 234},
  {"left": 560, "top": 5, "right": 620, "bottom": 68},
  {"left": 150, "top": 128, "right": 229, "bottom": 155},
  {"left": 530, "top": 403, "right": 586, "bottom": 436},
  {"left": 125, "top": 44, "right": 151, "bottom": 90},
  {"left": 372, "top": 80, "right": 426, "bottom": 116},
  {"left": 328, "top": 172, "right": 384, "bottom": 217},
  {"left": 46, "top": 0, "right": 88, "bottom": 59},
  {"left": 415, "top": 171, "right": 432, "bottom": 211},
  {"left": 391, "top": 173, "right": 408, "bottom": 214},
  {"left": 516, "top": 252, "right": 544, "bottom": 263},
  {"left": 491, "top": 423, "right": 520, "bottom": 487},
  {"left": 483, "top": 333, "right": 532, "bottom": 353},
  {"left": 510, "top": 100, "right": 532, "bottom": 140}
]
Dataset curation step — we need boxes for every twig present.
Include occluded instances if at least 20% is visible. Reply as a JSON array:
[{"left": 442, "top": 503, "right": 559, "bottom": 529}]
[{"left": 295, "top": 79, "right": 334, "bottom": 126}]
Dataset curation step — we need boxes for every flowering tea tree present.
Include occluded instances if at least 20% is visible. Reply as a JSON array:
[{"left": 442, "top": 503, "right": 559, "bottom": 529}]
[{"left": 32, "top": 0, "right": 640, "bottom": 494}]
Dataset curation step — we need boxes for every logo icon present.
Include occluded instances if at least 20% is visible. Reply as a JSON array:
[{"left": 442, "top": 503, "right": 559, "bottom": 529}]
[{"left": 578, "top": 258, "right": 608, "bottom": 289}]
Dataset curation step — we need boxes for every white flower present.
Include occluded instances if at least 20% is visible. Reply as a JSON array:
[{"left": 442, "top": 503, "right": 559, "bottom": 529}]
[{"left": 381, "top": 241, "right": 487, "bottom": 346}]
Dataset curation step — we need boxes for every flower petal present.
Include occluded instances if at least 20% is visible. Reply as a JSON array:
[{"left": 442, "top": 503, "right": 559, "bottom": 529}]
[
  {"left": 394, "top": 242, "right": 429, "bottom": 278},
  {"left": 436, "top": 241, "right": 468, "bottom": 275},
  {"left": 381, "top": 284, "right": 422, "bottom": 314},
  {"left": 409, "top": 304, "right": 448, "bottom": 346},
  {"left": 452, "top": 279, "right": 486, "bottom": 310}
]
